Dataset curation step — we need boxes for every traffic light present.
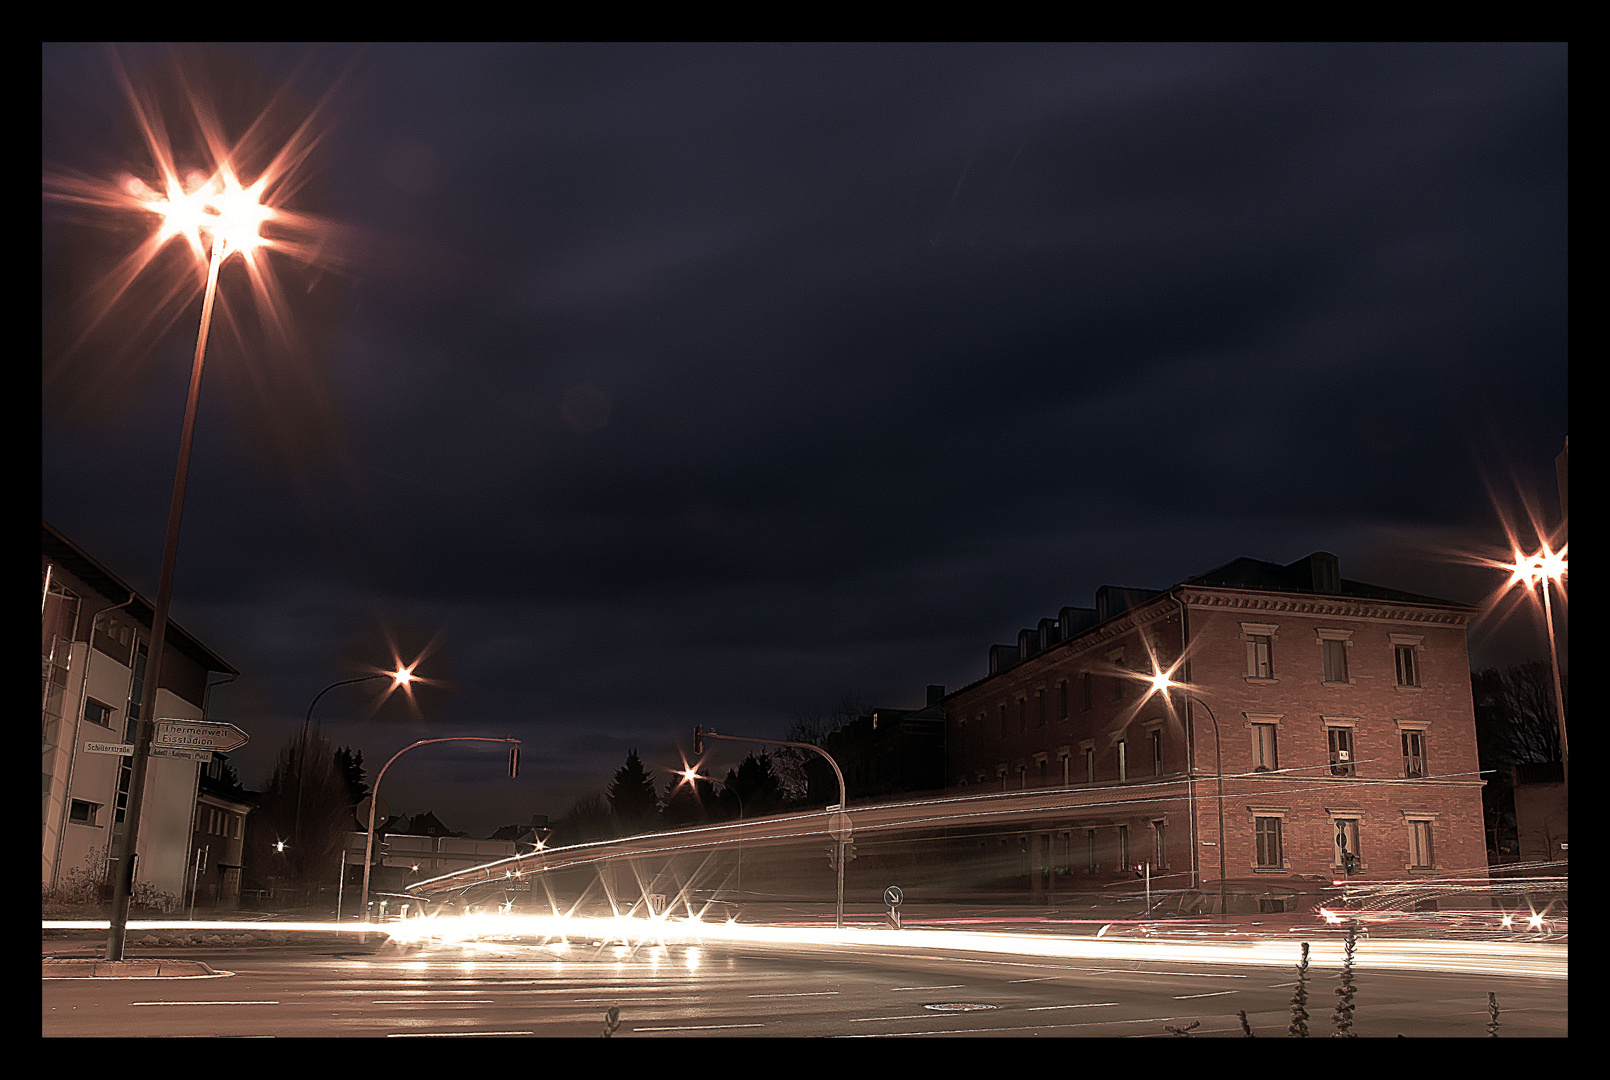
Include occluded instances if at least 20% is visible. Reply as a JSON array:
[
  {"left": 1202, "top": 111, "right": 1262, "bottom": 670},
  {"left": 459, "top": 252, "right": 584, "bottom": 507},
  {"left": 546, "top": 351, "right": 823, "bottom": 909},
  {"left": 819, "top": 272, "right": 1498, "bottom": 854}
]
[
  {"left": 826, "top": 843, "right": 858, "bottom": 870},
  {"left": 693, "top": 725, "right": 703, "bottom": 754}
]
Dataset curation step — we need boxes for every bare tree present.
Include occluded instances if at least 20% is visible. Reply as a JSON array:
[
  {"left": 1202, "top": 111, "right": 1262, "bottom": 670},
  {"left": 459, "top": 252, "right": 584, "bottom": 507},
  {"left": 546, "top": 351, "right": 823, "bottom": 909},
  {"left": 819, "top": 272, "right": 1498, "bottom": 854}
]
[{"left": 1473, "top": 662, "right": 1562, "bottom": 765}]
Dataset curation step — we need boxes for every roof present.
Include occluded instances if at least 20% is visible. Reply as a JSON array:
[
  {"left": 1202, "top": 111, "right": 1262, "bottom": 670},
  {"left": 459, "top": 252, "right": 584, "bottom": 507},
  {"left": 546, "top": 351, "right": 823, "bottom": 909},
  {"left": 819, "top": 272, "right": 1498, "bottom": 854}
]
[
  {"left": 1183, "top": 555, "right": 1475, "bottom": 608},
  {"left": 944, "top": 551, "right": 1476, "bottom": 702},
  {"left": 42, "top": 520, "right": 237, "bottom": 676}
]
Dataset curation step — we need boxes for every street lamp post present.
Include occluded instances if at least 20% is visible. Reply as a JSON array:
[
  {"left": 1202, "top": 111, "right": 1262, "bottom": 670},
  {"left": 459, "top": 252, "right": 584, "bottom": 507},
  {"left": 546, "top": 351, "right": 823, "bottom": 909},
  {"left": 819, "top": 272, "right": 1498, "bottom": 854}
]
[
  {"left": 360, "top": 737, "right": 521, "bottom": 929},
  {"left": 695, "top": 726, "right": 848, "bottom": 928},
  {"left": 294, "top": 667, "right": 417, "bottom": 872},
  {"left": 1504, "top": 546, "right": 1569, "bottom": 787},
  {"left": 680, "top": 767, "right": 745, "bottom": 900},
  {"left": 1145, "top": 674, "right": 1227, "bottom": 919},
  {"left": 106, "top": 178, "right": 271, "bottom": 961}
]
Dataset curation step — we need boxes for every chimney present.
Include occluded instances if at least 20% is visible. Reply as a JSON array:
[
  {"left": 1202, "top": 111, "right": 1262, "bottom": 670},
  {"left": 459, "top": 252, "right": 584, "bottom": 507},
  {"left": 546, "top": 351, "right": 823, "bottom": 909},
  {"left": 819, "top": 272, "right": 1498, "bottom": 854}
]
[
  {"left": 989, "top": 644, "right": 1019, "bottom": 675},
  {"left": 926, "top": 684, "right": 946, "bottom": 706},
  {"left": 1308, "top": 552, "right": 1341, "bottom": 594}
]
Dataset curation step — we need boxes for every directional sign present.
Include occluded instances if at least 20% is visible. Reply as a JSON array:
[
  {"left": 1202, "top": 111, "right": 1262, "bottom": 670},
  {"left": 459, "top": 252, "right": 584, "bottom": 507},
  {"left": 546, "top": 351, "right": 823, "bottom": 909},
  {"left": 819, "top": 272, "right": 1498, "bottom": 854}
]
[
  {"left": 84, "top": 741, "right": 134, "bottom": 757},
  {"left": 151, "top": 746, "right": 213, "bottom": 762},
  {"left": 154, "top": 719, "right": 249, "bottom": 753}
]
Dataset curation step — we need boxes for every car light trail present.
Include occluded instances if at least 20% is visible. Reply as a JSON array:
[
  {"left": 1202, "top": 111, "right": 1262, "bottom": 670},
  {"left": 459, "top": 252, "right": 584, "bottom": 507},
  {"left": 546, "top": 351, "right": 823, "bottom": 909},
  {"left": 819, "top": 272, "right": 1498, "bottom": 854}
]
[{"left": 45, "top": 913, "right": 1567, "bottom": 979}]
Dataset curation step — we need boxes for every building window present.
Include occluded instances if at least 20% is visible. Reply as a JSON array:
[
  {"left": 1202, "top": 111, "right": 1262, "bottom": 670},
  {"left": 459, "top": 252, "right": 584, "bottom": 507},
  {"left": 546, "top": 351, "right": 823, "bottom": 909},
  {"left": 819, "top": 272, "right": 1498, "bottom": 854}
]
[
  {"left": 1059, "top": 681, "right": 1069, "bottom": 720},
  {"left": 1151, "top": 731, "right": 1163, "bottom": 775},
  {"left": 1113, "top": 666, "right": 1126, "bottom": 701},
  {"left": 1328, "top": 727, "right": 1355, "bottom": 777},
  {"left": 1036, "top": 689, "right": 1046, "bottom": 727},
  {"left": 1395, "top": 645, "right": 1420, "bottom": 687},
  {"left": 1402, "top": 731, "right": 1426, "bottom": 778},
  {"left": 1118, "top": 825, "right": 1129, "bottom": 870},
  {"left": 1019, "top": 764, "right": 1028, "bottom": 789},
  {"left": 1333, "top": 818, "right": 1361, "bottom": 869},
  {"left": 1252, "top": 724, "right": 1279, "bottom": 772},
  {"left": 1247, "top": 635, "right": 1273, "bottom": 679},
  {"left": 1408, "top": 820, "right": 1435, "bottom": 869},
  {"left": 1082, "top": 672, "right": 1094, "bottom": 711},
  {"left": 999, "top": 704, "right": 1008, "bottom": 738},
  {"left": 1037, "top": 758, "right": 1047, "bottom": 787},
  {"left": 1255, "top": 817, "right": 1284, "bottom": 868},
  {"left": 68, "top": 800, "right": 101, "bottom": 826},
  {"left": 1060, "top": 753, "right": 1070, "bottom": 786},
  {"left": 1322, "top": 639, "right": 1349, "bottom": 683},
  {"left": 1084, "top": 747, "right": 1095, "bottom": 784},
  {"left": 998, "top": 767, "right": 1008, "bottom": 791},
  {"left": 1087, "top": 830, "right": 1098, "bottom": 873},
  {"left": 1153, "top": 820, "right": 1166, "bottom": 870},
  {"left": 1116, "top": 740, "right": 1127, "bottom": 782},
  {"left": 1018, "top": 698, "right": 1027, "bottom": 734},
  {"left": 83, "top": 698, "right": 114, "bottom": 727}
]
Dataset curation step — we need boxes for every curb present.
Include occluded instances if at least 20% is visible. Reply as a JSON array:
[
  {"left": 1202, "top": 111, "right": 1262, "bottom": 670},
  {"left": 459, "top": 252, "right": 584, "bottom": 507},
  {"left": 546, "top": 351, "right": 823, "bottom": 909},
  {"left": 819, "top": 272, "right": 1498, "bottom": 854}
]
[{"left": 43, "top": 958, "right": 230, "bottom": 980}]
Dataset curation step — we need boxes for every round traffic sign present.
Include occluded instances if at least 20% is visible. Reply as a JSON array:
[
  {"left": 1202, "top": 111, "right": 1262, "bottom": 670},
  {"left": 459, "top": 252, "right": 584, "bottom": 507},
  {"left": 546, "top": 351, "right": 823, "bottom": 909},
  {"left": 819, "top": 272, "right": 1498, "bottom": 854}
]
[{"left": 883, "top": 885, "right": 903, "bottom": 908}]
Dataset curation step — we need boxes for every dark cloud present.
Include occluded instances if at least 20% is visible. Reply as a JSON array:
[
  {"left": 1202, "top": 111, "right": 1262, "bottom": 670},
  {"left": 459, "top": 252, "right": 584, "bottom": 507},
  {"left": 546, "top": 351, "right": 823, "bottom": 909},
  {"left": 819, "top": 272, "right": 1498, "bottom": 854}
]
[{"left": 43, "top": 43, "right": 1567, "bottom": 834}]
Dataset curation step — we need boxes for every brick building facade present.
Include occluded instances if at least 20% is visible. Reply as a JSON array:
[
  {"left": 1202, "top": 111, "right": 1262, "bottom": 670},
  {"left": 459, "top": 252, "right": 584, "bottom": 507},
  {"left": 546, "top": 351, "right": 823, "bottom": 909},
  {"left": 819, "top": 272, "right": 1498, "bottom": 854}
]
[{"left": 942, "top": 553, "right": 1488, "bottom": 909}]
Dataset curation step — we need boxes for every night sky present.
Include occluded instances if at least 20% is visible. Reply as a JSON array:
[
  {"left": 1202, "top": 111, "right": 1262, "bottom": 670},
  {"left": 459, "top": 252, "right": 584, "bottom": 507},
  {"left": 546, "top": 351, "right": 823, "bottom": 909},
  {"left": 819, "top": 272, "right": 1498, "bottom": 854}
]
[{"left": 41, "top": 43, "right": 1568, "bottom": 836}]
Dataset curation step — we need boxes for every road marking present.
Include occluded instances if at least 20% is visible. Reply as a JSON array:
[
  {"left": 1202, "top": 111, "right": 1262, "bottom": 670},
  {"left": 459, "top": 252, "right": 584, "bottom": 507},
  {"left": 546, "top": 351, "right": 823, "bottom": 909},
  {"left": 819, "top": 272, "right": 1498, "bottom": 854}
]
[
  {"left": 1024, "top": 1002, "right": 1120, "bottom": 1011},
  {"left": 632, "top": 1023, "right": 764, "bottom": 1032},
  {"left": 1008, "top": 976, "right": 1059, "bottom": 983},
  {"left": 388, "top": 1031, "right": 534, "bottom": 1037},
  {"left": 838, "top": 1014, "right": 1194, "bottom": 1037},
  {"left": 131, "top": 1001, "right": 279, "bottom": 1006},
  {"left": 372, "top": 1000, "right": 497, "bottom": 1005},
  {"left": 889, "top": 984, "right": 965, "bottom": 991},
  {"left": 1175, "top": 991, "right": 1239, "bottom": 999},
  {"left": 748, "top": 991, "right": 840, "bottom": 998}
]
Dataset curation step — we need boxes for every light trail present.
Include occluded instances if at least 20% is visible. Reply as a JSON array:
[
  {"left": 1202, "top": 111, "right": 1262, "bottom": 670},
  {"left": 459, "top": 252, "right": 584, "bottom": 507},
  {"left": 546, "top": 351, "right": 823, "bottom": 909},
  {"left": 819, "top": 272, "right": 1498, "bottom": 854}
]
[{"left": 44, "top": 913, "right": 1567, "bottom": 979}]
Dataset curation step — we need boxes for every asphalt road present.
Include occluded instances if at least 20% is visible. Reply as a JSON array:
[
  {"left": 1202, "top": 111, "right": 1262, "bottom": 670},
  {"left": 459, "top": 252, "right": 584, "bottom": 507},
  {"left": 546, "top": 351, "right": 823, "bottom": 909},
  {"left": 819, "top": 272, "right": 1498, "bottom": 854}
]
[{"left": 43, "top": 934, "right": 1565, "bottom": 1037}]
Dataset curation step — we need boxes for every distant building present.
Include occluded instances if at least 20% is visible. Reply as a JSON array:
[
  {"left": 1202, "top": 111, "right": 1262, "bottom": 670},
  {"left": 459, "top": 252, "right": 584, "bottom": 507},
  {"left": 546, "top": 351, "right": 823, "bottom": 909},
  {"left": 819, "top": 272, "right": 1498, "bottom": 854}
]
[
  {"left": 942, "top": 552, "right": 1489, "bottom": 909},
  {"left": 823, "top": 687, "right": 947, "bottom": 801},
  {"left": 1511, "top": 762, "right": 1567, "bottom": 864},
  {"left": 189, "top": 754, "right": 253, "bottom": 909},
  {"left": 42, "top": 521, "right": 239, "bottom": 909}
]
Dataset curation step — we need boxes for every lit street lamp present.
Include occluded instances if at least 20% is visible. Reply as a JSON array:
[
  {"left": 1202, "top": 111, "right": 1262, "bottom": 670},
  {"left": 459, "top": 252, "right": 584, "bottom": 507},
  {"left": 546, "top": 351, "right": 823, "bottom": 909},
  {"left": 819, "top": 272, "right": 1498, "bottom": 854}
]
[
  {"left": 1502, "top": 544, "right": 1569, "bottom": 785},
  {"left": 294, "top": 665, "right": 419, "bottom": 868},
  {"left": 695, "top": 726, "right": 849, "bottom": 927},
  {"left": 1143, "top": 672, "right": 1227, "bottom": 919},
  {"left": 104, "top": 163, "right": 279, "bottom": 962},
  {"left": 678, "top": 767, "right": 745, "bottom": 899}
]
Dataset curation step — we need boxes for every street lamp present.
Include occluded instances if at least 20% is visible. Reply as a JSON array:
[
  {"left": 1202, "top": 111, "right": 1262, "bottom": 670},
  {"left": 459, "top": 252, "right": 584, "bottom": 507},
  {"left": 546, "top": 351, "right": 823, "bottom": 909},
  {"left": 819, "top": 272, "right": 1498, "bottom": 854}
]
[
  {"left": 1142, "top": 672, "right": 1227, "bottom": 919},
  {"left": 294, "top": 664, "right": 419, "bottom": 866},
  {"left": 678, "top": 767, "right": 745, "bottom": 900},
  {"left": 694, "top": 726, "right": 849, "bottom": 927},
  {"left": 1501, "top": 544, "right": 1569, "bottom": 785},
  {"left": 360, "top": 737, "right": 522, "bottom": 928},
  {"left": 103, "top": 161, "right": 279, "bottom": 962}
]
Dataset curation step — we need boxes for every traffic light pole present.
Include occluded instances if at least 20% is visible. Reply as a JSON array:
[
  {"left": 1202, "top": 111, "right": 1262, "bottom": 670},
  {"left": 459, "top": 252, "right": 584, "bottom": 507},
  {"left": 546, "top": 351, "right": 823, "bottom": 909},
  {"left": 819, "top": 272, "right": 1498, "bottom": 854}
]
[{"left": 695, "top": 726, "right": 848, "bottom": 928}]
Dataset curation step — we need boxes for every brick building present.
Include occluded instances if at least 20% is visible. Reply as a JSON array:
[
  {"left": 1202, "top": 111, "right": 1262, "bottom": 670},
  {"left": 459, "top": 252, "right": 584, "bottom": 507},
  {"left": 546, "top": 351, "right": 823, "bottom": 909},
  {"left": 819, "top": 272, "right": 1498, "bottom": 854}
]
[{"left": 942, "top": 552, "right": 1488, "bottom": 910}]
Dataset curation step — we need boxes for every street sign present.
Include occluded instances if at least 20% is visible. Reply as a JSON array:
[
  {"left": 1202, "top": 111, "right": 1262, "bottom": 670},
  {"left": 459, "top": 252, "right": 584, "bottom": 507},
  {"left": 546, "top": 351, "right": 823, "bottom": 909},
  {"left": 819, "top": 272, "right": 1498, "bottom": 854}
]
[
  {"left": 154, "top": 719, "right": 249, "bottom": 753},
  {"left": 883, "top": 885, "right": 903, "bottom": 908},
  {"left": 84, "top": 741, "right": 134, "bottom": 756},
  {"left": 828, "top": 811, "right": 853, "bottom": 842},
  {"left": 151, "top": 746, "right": 213, "bottom": 762}
]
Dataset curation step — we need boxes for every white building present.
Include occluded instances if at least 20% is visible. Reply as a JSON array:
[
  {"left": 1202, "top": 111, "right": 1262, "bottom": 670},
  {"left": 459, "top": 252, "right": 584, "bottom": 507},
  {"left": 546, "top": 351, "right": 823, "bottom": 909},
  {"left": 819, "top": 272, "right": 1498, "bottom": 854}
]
[{"left": 43, "top": 521, "right": 239, "bottom": 910}]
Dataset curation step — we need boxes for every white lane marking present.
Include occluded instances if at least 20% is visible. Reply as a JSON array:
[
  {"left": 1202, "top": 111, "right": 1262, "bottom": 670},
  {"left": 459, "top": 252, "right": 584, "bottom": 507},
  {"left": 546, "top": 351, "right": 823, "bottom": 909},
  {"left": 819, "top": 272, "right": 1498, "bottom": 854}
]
[
  {"left": 632, "top": 1023, "right": 765, "bottom": 1032},
  {"left": 748, "top": 991, "right": 841, "bottom": 998},
  {"left": 131, "top": 1000, "right": 278, "bottom": 1006},
  {"left": 1024, "top": 1002, "right": 1120, "bottom": 1011},
  {"left": 1008, "top": 976, "right": 1059, "bottom": 983},
  {"left": 388, "top": 1031, "right": 534, "bottom": 1037},
  {"left": 1175, "top": 990, "right": 1239, "bottom": 999},
  {"left": 372, "top": 1000, "right": 497, "bottom": 1005},
  {"left": 839, "top": 1014, "right": 1194, "bottom": 1037},
  {"left": 888, "top": 984, "right": 965, "bottom": 991}
]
